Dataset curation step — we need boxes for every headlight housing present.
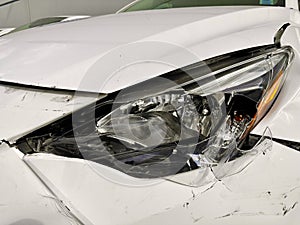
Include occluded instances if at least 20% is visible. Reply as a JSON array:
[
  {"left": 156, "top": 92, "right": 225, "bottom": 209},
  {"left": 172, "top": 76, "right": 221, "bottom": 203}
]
[{"left": 16, "top": 45, "right": 294, "bottom": 179}]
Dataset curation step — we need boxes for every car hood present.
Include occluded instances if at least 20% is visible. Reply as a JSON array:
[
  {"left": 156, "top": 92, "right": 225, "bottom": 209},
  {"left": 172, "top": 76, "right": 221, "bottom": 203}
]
[{"left": 0, "top": 6, "right": 292, "bottom": 93}]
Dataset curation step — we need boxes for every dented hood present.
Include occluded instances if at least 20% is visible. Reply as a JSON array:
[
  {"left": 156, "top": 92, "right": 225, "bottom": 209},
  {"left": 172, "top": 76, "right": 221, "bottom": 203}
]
[{"left": 0, "top": 6, "right": 292, "bottom": 93}]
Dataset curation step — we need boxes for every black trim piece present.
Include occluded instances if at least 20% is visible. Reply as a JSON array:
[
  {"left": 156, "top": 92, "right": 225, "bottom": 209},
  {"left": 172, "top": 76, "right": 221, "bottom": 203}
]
[
  {"left": 273, "top": 138, "right": 300, "bottom": 152},
  {"left": 274, "top": 23, "right": 291, "bottom": 47},
  {"left": 0, "top": 0, "right": 20, "bottom": 8},
  {"left": 250, "top": 134, "right": 300, "bottom": 152},
  {"left": 0, "top": 80, "right": 101, "bottom": 96}
]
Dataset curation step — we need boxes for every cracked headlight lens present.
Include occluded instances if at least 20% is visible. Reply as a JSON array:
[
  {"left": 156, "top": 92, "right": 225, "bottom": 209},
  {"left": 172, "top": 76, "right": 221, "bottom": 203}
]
[{"left": 17, "top": 45, "right": 294, "bottom": 179}]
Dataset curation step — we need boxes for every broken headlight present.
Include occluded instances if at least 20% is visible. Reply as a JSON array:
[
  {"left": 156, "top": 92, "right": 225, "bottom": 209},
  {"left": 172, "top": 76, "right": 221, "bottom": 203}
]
[{"left": 16, "top": 45, "right": 294, "bottom": 179}]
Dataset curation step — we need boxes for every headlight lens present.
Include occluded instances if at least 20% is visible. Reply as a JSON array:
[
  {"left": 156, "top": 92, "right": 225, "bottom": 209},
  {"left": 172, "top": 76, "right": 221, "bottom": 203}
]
[{"left": 17, "top": 45, "right": 294, "bottom": 179}]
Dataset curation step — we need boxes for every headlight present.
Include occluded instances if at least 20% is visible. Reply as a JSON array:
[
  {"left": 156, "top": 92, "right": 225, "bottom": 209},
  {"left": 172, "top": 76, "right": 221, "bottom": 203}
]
[{"left": 16, "top": 45, "right": 294, "bottom": 179}]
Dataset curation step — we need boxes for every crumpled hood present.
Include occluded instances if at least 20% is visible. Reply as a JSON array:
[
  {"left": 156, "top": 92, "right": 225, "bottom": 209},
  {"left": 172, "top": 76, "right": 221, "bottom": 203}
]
[{"left": 0, "top": 6, "right": 292, "bottom": 93}]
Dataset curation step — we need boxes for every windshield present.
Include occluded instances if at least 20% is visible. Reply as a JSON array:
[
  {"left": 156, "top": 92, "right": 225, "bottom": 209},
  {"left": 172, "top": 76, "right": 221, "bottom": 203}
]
[{"left": 120, "top": 0, "right": 285, "bottom": 12}]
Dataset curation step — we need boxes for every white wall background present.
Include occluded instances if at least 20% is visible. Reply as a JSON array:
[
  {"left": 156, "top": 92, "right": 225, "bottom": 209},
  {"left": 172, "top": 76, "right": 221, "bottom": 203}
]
[{"left": 0, "top": 0, "right": 133, "bottom": 28}]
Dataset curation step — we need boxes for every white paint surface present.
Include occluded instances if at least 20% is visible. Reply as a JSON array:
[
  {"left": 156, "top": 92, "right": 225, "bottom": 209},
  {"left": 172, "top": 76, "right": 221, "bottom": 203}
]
[
  {"left": 1, "top": 4, "right": 300, "bottom": 225},
  {"left": 0, "top": 7, "right": 293, "bottom": 93}
]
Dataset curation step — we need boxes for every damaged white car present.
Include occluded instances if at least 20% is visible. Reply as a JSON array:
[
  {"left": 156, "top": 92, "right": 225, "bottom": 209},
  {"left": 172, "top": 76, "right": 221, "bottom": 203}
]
[{"left": 1, "top": 0, "right": 300, "bottom": 225}]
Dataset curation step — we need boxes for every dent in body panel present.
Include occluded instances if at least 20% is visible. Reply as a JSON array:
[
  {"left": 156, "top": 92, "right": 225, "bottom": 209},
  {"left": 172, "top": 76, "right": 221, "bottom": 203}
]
[{"left": 0, "top": 143, "right": 82, "bottom": 224}]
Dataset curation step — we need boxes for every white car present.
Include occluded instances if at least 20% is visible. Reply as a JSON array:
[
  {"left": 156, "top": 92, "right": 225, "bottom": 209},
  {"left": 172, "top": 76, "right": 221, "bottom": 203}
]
[{"left": 0, "top": 1, "right": 300, "bottom": 225}]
